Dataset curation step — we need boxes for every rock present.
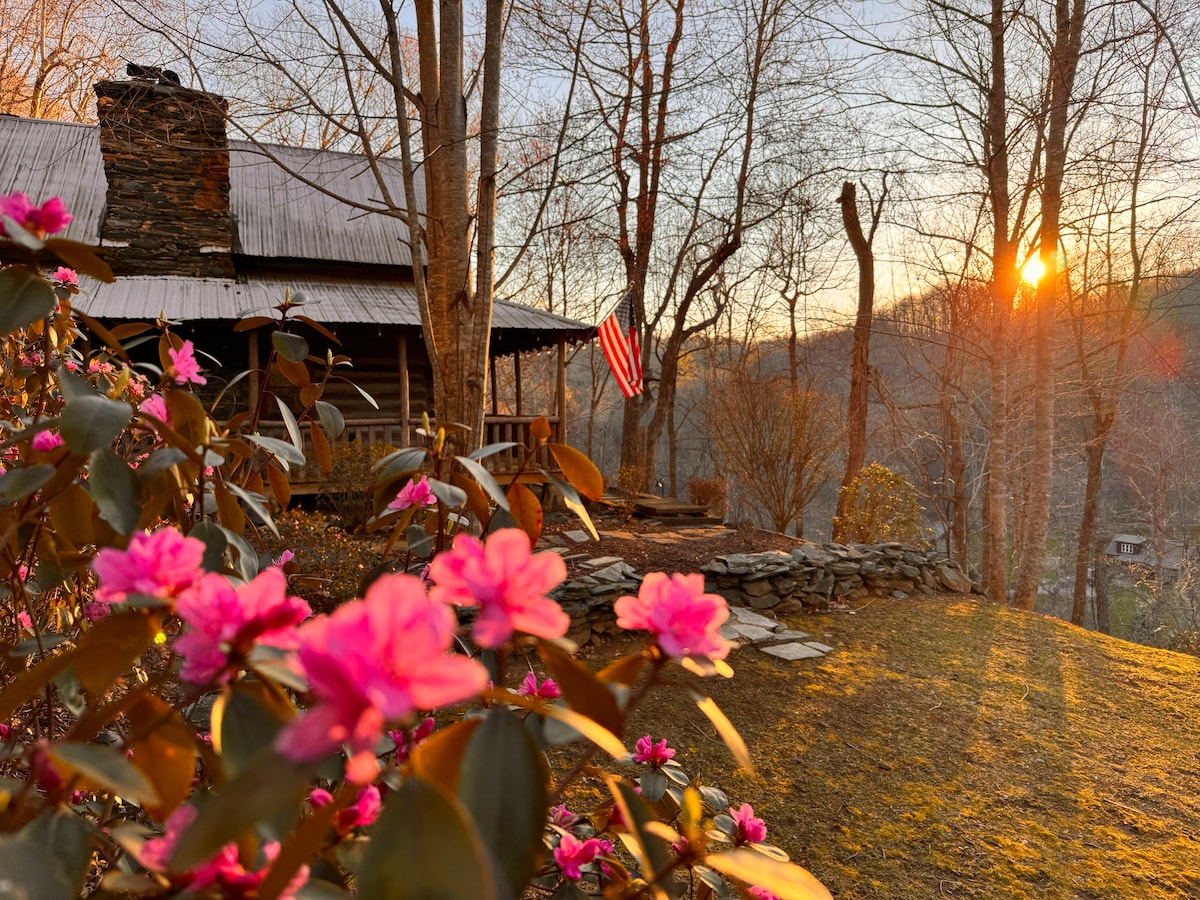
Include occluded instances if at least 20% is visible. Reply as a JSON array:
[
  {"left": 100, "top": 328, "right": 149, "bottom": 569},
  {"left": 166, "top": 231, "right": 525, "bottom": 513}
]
[
  {"left": 936, "top": 563, "right": 973, "bottom": 593},
  {"left": 727, "top": 607, "right": 781, "bottom": 630},
  {"left": 563, "top": 530, "right": 593, "bottom": 543},
  {"left": 771, "top": 629, "right": 811, "bottom": 641},
  {"left": 762, "top": 642, "right": 827, "bottom": 661},
  {"left": 725, "top": 623, "right": 776, "bottom": 643},
  {"left": 749, "top": 593, "right": 781, "bottom": 610},
  {"left": 584, "top": 556, "right": 625, "bottom": 568},
  {"left": 803, "top": 641, "right": 834, "bottom": 654},
  {"left": 743, "top": 579, "right": 774, "bottom": 598}
]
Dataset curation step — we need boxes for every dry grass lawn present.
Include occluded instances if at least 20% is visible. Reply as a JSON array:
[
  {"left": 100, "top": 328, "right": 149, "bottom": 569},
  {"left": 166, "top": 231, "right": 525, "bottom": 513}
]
[{"left": 613, "top": 596, "right": 1200, "bottom": 899}]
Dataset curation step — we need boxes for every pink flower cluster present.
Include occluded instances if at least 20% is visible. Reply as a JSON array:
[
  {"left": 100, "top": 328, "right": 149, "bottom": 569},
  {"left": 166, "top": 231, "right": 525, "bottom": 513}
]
[
  {"left": 429, "top": 529, "right": 568, "bottom": 648},
  {"left": 140, "top": 804, "right": 308, "bottom": 897},
  {"left": 0, "top": 192, "right": 72, "bottom": 238},
  {"left": 387, "top": 475, "right": 436, "bottom": 511},
  {"left": 168, "top": 340, "right": 206, "bottom": 386},
  {"left": 749, "top": 887, "right": 781, "bottom": 900},
  {"left": 308, "top": 785, "right": 381, "bottom": 834},
  {"left": 553, "top": 833, "right": 612, "bottom": 881},
  {"left": 388, "top": 715, "right": 436, "bottom": 764},
  {"left": 632, "top": 735, "right": 675, "bottom": 768},
  {"left": 275, "top": 573, "right": 488, "bottom": 784},
  {"left": 174, "top": 568, "right": 310, "bottom": 685},
  {"left": 92, "top": 529, "right": 206, "bottom": 606},
  {"left": 614, "top": 572, "right": 731, "bottom": 661},
  {"left": 31, "top": 431, "right": 63, "bottom": 452},
  {"left": 50, "top": 266, "right": 77, "bottom": 286},
  {"left": 517, "top": 671, "right": 560, "bottom": 700},
  {"left": 731, "top": 802, "right": 767, "bottom": 844}
]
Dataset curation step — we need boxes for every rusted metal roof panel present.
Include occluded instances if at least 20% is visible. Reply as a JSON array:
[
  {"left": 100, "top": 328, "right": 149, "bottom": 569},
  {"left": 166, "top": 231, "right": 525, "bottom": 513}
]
[
  {"left": 75, "top": 274, "right": 591, "bottom": 336},
  {"left": 228, "top": 141, "right": 423, "bottom": 267},
  {"left": 0, "top": 117, "right": 105, "bottom": 245},
  {"left": 0, "top": 117, "right": 423, "bottom": 265}
]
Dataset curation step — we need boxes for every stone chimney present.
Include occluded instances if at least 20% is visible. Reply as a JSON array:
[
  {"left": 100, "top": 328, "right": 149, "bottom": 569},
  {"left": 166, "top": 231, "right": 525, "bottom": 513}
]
[{"left": 94, "top": 79, "right": 235, "bottom": 278}]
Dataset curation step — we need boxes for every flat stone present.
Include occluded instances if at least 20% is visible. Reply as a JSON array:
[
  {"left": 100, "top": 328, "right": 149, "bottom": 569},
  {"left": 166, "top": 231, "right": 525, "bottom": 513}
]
[
  {"left": 599, "top": 530, "right": 637, "bottom": 540},
  {"left": 727, "top": 607, "right": 780, "bottom": 630},
  {"left": 761, "top": 642, "right": 827, "bottom": 661},
  {"left": 584, "top": 556, "right": 625, "bottom": 567},
  {"left": 726, "top": 623, "right": 776, "bottom": 643},
  {"left": 804, "top": 642, "right": 834, "bottom": 654},
  {"left": 644, "top": 536, "right": 679, "bottom": 545},
  {"left": 771, "top": 629, "right": 811, "bottom": 641},
  {"left": 749, "top": 593, "right": 781, "bottom": 610},
  {"left": 563, "top": 530, "right": 593, "bottom": 543}
]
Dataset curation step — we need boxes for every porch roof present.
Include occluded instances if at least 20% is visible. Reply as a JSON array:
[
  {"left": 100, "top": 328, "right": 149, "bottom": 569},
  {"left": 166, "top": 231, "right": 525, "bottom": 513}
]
[{"left": 74, "top": 273, "right": 594, "bottom": 353}]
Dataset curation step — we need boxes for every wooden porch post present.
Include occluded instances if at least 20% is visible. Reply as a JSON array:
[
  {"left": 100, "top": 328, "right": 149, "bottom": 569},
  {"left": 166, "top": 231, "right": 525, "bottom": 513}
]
[
  {"left": 514, "top": 352, "right": 523, "bottom": 416},
  {"left": 398, "top": 332, "right": 410, "bottom": 446},
  {"left": 490, "top": 355, "right": 499, "bottom": 416},
  {"left": 248, "top": 331, "right": 260, "bottom": 413},
  {"left": 556, "top": 337, "right": 567, "bottom": 443}
]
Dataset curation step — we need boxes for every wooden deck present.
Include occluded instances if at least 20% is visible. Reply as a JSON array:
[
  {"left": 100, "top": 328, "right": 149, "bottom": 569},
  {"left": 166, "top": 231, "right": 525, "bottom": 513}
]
[{"left": 257, "top": 414, "right": 563, "bottom": 494}]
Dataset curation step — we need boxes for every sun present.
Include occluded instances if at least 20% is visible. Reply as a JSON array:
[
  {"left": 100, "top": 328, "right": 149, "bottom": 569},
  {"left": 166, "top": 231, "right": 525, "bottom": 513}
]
[{"left": 1021, "top": 255, "right": 1046, "bottom": 286}]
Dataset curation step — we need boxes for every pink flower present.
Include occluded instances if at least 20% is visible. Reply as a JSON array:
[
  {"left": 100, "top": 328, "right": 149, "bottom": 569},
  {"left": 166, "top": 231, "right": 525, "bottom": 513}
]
[
  {"left": 276, "top": 573, "right": 488, "bottom": 784},
  {"left": 614, "top": 572, "right": 731, "bottom": 662},
  {"left": 168, "top": 340, "right": 207, "bottom": 386},
  {"left": 632, "top": 735, "right": 675, "bottom": 768},
  {"left": 273, "top": 549, "right": 295, "bottom": 567},
  {"left": 308, "top": 788, "right": 334, "bottom": 808},
  {"left": 387, "top": 475, "right": 437, "bottom": 511},
  {"left": 31, "top": 431, "right": 63, "bottom": 452},
  {"left": 17, "top": 610, "right": 32, "bottom": 631},
  {"left": 139, "top": 393, "right": 171, "bottom": 427},
  {"left": 82, "top": 601, "right": 109, "bottom": 622},
  {"left": 140, "top": 805, "right": 308, "bottom": 897},
  {"left": 0, "top": 192, "right": 72, "bottom": 237},
  {"left": 731, "top": 803, "right": 767, "bottom": 844},
  {"left": 550, "top": 803, "right": 577, "bottom": 829},
  {"left": 0, "top": 724, "right": 11, "bottom": 741},
  {"left": 553, "top": 833, "right": 603, "bottom": 880},
  {"left": 334, "top": 785, "right": 381, "bottom": 834},
  {"left": 92, "top": 528, "right": 206, "bottom": 606},
  {"left": 428, "top": 529, "right": 568, "bottom": 648},
  {"left": 517, "top": 671, "right": 561, "bottom": 700},
  {"left": 749, "top": 887, "right": 780, "bottom": 900},
  {"left": 50, "top": 266, "right": 78, "bottom": 286},
  {"left": 174, "top": 568, "right": 311, "bottom": 684},
  {"left": 389, "top": 716, "right": 436, "bottom": 764}
]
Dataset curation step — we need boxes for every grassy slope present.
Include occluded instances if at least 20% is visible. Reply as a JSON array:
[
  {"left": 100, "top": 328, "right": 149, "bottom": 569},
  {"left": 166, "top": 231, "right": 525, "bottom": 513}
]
[{"left": 622, "top": 596, "right": 1200, "bottom": 899}]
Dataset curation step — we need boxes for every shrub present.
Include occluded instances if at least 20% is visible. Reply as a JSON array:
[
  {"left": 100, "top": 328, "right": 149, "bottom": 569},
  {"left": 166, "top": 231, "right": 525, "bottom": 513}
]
[
  {"left": 833, "top": 462, "right": 930, "bottom": 546},
  {"left": 689, "top": 476, "right": 727, "bottom": 518}
]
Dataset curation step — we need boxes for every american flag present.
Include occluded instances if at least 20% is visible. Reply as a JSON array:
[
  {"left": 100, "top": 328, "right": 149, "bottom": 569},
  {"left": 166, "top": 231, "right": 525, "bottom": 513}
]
[{"left": 598, "top": 288, "right": 643, "bottom": 398}]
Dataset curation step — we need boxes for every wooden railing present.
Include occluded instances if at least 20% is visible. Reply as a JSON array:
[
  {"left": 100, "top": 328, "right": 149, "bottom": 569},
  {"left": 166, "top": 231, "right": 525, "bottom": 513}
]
[{"left": 256, "top": 414, "right": 563, "bottom": 487}]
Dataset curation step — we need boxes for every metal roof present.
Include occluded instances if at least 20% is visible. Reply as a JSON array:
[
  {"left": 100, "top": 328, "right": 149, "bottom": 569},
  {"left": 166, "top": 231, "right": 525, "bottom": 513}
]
[
  {"left": 75, "top": 274, "right": 593, "bottom": 348},
  {"left": 0, "top": 115, "right": 424, "bottom": 266}
]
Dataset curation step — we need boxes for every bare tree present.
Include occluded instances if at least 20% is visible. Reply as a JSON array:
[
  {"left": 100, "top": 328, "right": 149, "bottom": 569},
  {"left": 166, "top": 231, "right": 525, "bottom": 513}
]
[{"left": 706, "top": 361, "right": 840, "bottom": 536}]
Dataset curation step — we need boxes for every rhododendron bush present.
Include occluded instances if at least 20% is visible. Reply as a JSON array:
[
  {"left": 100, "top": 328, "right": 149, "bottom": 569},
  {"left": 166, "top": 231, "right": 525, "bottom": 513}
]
[{"left": 0, "top": 194, "right": 829, "bottom": 898}]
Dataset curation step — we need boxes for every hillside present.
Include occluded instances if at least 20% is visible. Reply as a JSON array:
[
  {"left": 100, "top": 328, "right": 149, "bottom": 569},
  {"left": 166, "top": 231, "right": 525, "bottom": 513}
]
[{"left": 612, "top": 595, "right": 1200, "bottom": 898}]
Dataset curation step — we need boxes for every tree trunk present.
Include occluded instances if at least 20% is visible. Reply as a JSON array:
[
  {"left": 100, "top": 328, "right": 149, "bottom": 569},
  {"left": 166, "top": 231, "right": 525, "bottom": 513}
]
[
  {"left": 1013, "top": 0, "right": 1084, "bottom": 611},
  {"left": 1093, "top": 540, "right": 1110, "bottom": 634},
  {"left": 832, "top": 180, "right": 877, "bottom": 541},
  {"left": 1072, "top": 434, "right": 1106, "bottom": 624}
]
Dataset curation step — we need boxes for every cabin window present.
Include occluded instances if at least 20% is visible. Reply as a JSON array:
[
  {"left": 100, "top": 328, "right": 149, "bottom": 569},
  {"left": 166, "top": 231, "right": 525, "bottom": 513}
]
[{"left": 1118, "top": 542, "right": 1137, "bottom": 555}]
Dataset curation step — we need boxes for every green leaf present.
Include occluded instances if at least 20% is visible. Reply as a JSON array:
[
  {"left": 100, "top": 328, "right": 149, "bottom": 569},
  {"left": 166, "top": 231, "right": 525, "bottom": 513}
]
[
  {"left": 468, "top": 441, "right": 518, "bottom": 461},
  {"left": 171, "top": 749, "right": 310, "bottom": 869},
  {"left": 610, "top": 779, "right": 680, "bottom": 896},
  {"left": 224, "top": 481, "right": 280, "bottom": 538},
  {"left": 537, "top": 643, "right": 623, "bottom": 738},
  {"left": 0, "top": 818, "right": 90, "bottom": 898},
  {"left": 0, "top": 267, "right": 56, "bottom": 334},
  {"left": 428, "top": 477, "right": 467, "bottom": 509},
  {"left": 88, "top": 448, "right": 142, "bottom": 535},
  {"left": 543, "top": 472, "right": 599, "bottom": 540},
  {"left": 20, "top": 811, "right": 94, "bottom": 895},
  {"left": 51, "top": 742, "right": 160, "bottom": 806},
  {"left": 458, "top": 708, "right": 548, "bottom": 898},
  {"left": 0, "top": 464, "right": 54, "bottom": 505},
  {"left": 314, "top": 401, "right": 346, "bottom": 440},
  {"left": 44, "top": 237, "right": 116, "bottom": 282},
  {"left": 58, "top": 372, "right": 132, "bottom": 455},
  {"left": 135, "top": 448, "right": 188, "bottom": 482},
  {"left": 272, "top": 330, "right": 309, "bottom": 363},
  {"left": 373, "top": 447, "right": 427, "bottom": 479},
  {"left": 704, "top": 849, "right": 831, "bottom": 900},
  {"left": 211, "top": 684, "right": 291, "bottom": 779},
  {"left": 640, "top": 769, "right": 668, "bottom": 803},
  {"left": 547, "top": 443, "right": 604, "bottom": 501},
  {"left": 1, "top": 217, "right": 45, "bottom": 251},
  {"left": 275, "top": 396, "right": 304, "bottom": 453},
  {"left": 693, "top": 693, "right": 754, "bottom": 774},
  {"left": 454, "top": 456, "right": 510, "bottom": 512},
  {"left": 358, "top": 776, "right": 498, "bottom": 900},
  {"left": 245, "top": 433, "right": 306, "bottom": 469},
  {"left": 189, "top": 519, "right": 230, "bottom": 574}
]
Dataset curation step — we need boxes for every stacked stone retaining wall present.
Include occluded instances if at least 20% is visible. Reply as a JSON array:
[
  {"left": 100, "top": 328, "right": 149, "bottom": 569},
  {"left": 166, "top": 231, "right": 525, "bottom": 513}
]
[{"left": 551, "top": 541, "right": 977, "bottom": 646}]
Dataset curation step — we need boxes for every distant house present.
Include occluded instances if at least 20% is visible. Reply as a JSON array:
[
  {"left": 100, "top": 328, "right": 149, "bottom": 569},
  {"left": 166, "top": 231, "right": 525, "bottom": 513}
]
[
  {"left": 1102, "top": 533, "right": 1190, "bottom": 578},
  {"left": 0, "top": 76, "right": 591, "bottom": 483}
]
